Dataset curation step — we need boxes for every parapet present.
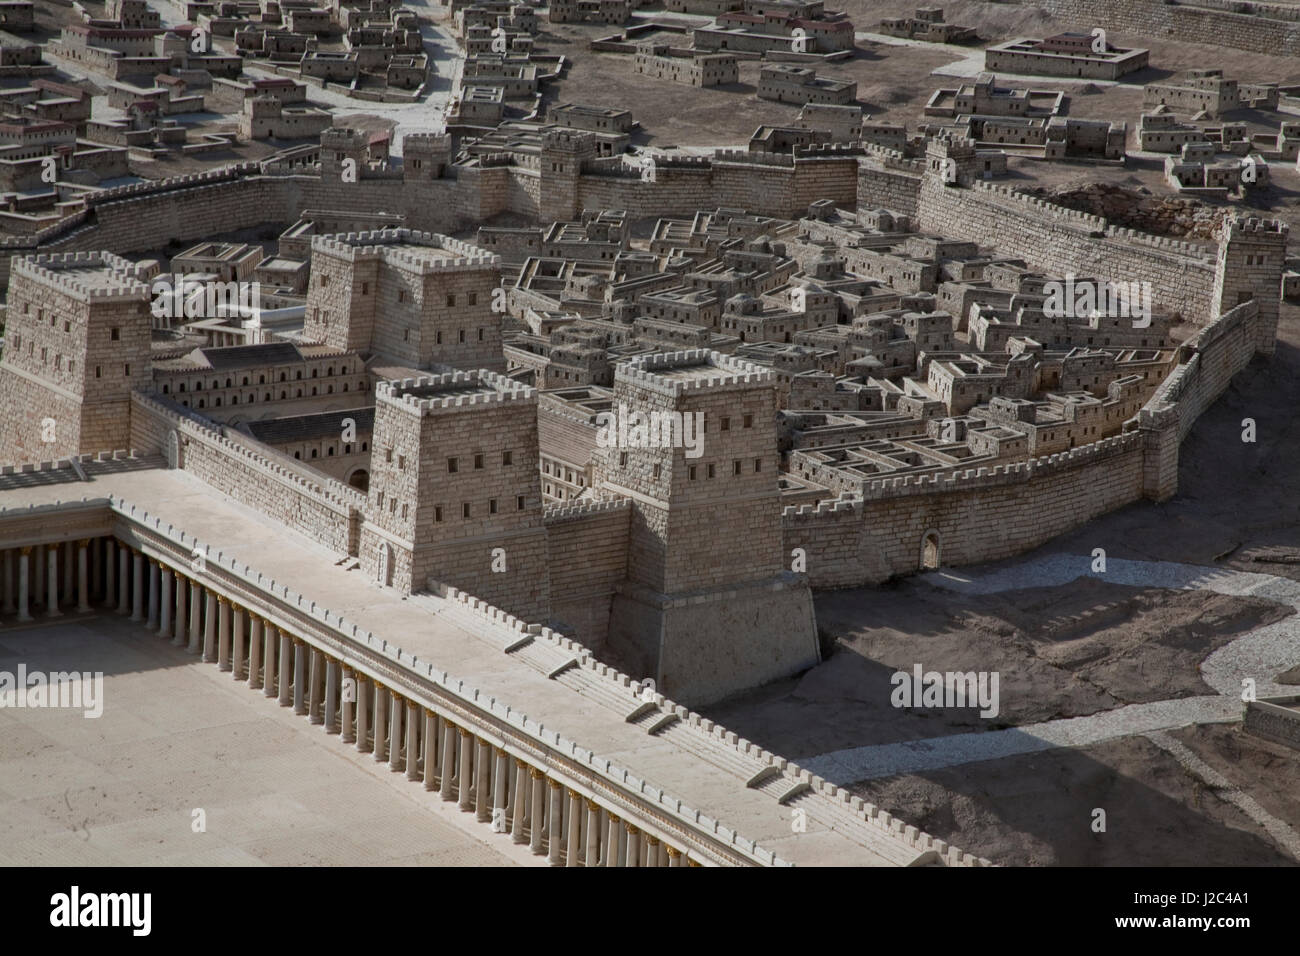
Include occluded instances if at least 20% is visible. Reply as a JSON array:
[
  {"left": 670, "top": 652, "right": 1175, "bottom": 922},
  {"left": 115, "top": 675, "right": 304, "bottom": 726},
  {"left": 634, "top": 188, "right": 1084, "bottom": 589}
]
[
  {"left": 10, "top": 250, "right": 152, "bottom": 301},
  {"left": 1219, "top": 215, "right": 1290, "bottom": 242},
  {"left": 309, "top": 228, "right": 500, "bottom": 274},
  {"left": 375, "top": 368, "right": 536, "bottom": 416},
  {"left": 543, "top": 496, "right": 631, "bottom": 524},
  {"left": 614, "top": 348, "right": 776, "bottom": 397}
]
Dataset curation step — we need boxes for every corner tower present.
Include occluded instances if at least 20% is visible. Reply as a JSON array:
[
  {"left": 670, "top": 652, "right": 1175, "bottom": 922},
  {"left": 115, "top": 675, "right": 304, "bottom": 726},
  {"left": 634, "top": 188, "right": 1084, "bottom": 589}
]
[
  {"left": 0, "top": 251, "right": 153, "bottom": 461},
  {"left": 1213, "top": 216, "right": 1288, "bottom": 356}
]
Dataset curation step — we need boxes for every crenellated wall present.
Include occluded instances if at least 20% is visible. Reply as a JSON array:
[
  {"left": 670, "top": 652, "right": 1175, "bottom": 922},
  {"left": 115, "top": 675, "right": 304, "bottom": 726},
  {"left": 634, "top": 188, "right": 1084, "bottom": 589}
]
[
  {"left": 915, "top": 175, "right": 1218, "bottom": 320},
  {"left": 782, "top": 299, "right": 1262, "bottom": 588},
  {"left": 1029, "top": 0, "right": 1300, "bottom": 57},
  {"left": 543, "top": 497, "right": 631, "bottom": 647},
  {"left": 130, "top": 391, "right": 364, "bottom": 555}
]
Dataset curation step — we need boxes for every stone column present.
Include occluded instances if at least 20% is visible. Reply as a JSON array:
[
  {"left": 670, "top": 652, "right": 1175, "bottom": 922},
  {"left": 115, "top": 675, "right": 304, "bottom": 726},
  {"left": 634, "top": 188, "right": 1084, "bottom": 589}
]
[
  {"left": 529, "top": 768, "right": 547, "bottom": 855},
  {"left": 90, "top": 538, "right": 101, "bottom": 604},
  {"left": 511, "top": 759, "right": 528, "bottom": 845},
  {"left": 187, "top": 581, "right": 202, "bottom": 653},
  {"left": 625, "top": 823, "right": 640, "bottom": 868},
  {"left": 172, "top": 575, "right": 187, "bottom": 645},
  {"left": 340, "top": 667, "right": 356, "bottom": 742},
  {"left": 2, "top": 549, "right": 14, "bottom": 615},
  {"left": 458, "top": 728, "right": 475, "bottom": 811},
  {"left": 216, "top": 597, "right": 232, "bottom": 671},
  {"left": 439, "top": 721, "right": 457, "bottom": 800},
  {"left": 130, "top": 551, "right": 144, "bottom": 622},
  {"left": 493, "top": 749, "right": 510, "bottom": 828},
  {"left": 202, "top": 591, "right": 217, "bottom": 662},
  {"left": 475, "top": 739, "right": 492, "bottom": 822},
  {"left": 277, "top": 630, "right": 292, "bottom": 706},
  {"left": 423, "top": 711, "right": 439, "bottom": 791},
  {"left": 308, "top": 647, "right": 324, "bottom": 724},
  {"left": 667, "top": 846, "right": 683, "bottom": 868},
  {"left": 157, "top": 564, "right": 171, "bottom": 633},
  {"left": 356, "top": 676, "right": 372, "bottom": 752},
  {"left": 373, "top": 684, "right": 389, "bottom": 762},
  {"left": 117, "top": 546, "right": 129, "bottom": 614},
  {"left": 232, "top": 606, "right": 246, "bottom": 680},
  {"left": 77, "top": 541, "right": 91, "bottom": 614},
  {"left": 34, "top": 545, "right": 44, "bottom": 612},
  {"left": 324, "top": 658, "right": 339, "bottom": 734},
  {"left": 103, "top": 540, "right": 115, "bottom": 608},
  {"left": 292, "top": 640, "right": 308, "bottom": 715},
  {"left": 261, "top": 622, "right": 276, "bottom": 696},
  {"left": 145, "top": 560, "right": 159, "bottom": 629},
  {"left": 566, "top": 790, "right": 583, "bottom": 868},
  {"left": 405, "top": 701, "right": 420, "bottom": 781},
  {"left": 605, "top": 814, "right": 622, "bottom": 868},
  {"left": 63, "top": 541, "right": 73, "bottom": 607},
  {"left": 16, "top": 548, "right": 31, "bottom": 623},
  {"left": 247, "top": 616, "right": 263, "bottom": 690},
  {"left": 45, "top": 545, "right": 61, "bottom": 618},
  {"left": 585, "top": 798, "right": 602, "bottom": 867},
  {"left": 547, "top": 780, "right": 565, "bottom": 865},
  {"left": 388, "top": 692, "right": 404, "bottom": 773}
]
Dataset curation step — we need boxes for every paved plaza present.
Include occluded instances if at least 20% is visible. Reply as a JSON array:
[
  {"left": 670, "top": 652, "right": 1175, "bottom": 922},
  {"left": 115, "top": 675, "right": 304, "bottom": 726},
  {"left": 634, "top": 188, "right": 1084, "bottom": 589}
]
[{"left": 0, "top": 615, "right": 532, "bottom": 866}]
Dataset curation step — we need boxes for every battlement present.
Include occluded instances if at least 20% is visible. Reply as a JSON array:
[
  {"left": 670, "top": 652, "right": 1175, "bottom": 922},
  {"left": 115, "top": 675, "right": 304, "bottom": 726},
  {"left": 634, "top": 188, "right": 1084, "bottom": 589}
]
[
  {"left": 309, "top": 228, "right": 500, "bottom": 273},
  {"left": 131, "top": 392, "right": 366, "bottom": 512},
  {"left": 615, "top": 348, "right": 776, "bottom": 396},
  {"left": 952, "top": 178, "right": 1215, "bottom": 262},
  {"left": 375, "top": 368, "right": 536, "bottom": 415},
  {"left": 11, "top": 249, "right": 151, "bottom": 301},
  {"left": 543, "top": 496, "right": 631, "bottom": 523},
  {"left": 1220, "top": 215, "right": 1290, "bottom": 241},
  {"left": 819, "top": 430, "right": 1146, "bottom": 503}
]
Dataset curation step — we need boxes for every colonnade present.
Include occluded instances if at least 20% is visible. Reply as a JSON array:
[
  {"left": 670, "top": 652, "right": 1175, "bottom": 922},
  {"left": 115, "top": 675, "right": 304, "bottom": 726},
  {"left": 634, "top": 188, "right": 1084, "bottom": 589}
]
[
  {"left": 0, "top": 539, "right": 94, "bottom": 623},
  {"left": 1, "top": 535, "right": 697, "bottom": 867}
]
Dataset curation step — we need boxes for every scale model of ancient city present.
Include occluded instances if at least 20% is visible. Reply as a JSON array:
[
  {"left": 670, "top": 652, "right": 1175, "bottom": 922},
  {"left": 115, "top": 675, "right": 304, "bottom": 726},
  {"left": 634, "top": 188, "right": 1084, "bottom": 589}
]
[{"left": 2, "top": 0, "right": 1300, "bottom": 868}]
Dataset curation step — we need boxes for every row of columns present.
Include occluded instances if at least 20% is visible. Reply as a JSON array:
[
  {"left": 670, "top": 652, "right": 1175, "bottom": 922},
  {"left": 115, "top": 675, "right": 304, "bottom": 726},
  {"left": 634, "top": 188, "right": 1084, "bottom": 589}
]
[
  {"left": 0, "top": 540, "right": 94, "bottom": 624},
  {"left": 36, "top": 535, "right": 698, "bottom": 867}
]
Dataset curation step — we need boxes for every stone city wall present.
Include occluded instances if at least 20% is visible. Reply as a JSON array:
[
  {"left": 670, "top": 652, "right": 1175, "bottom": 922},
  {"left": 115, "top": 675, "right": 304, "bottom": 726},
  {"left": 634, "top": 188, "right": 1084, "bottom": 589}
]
[
  {"left": 543, "top": 497, "right": 631, "bottom": 646},
  {"left": 1028, "top": 0, "right": 1300, "bottom": 57},
  {"left": 129, "top": 391, "right": 363, "bottom": 555},
  {"left": 915, "top": 176, "right": 1218, "bottom": 320},
  {"left": 783, "top": 297, "right": 1261, "bottom": 588},
  {"left": 1141, "top": 299, "right": 1259, "bottom": 443}
]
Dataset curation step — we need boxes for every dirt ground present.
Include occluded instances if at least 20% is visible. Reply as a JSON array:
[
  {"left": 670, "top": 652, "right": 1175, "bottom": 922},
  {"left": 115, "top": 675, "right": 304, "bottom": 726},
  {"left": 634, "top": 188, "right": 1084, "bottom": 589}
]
[
  {"left": 853, "top": 732, "right": 1295, "bottom": 866},
  {"left": 533, "top": 2, "right": 1300, "bottom": 228}
]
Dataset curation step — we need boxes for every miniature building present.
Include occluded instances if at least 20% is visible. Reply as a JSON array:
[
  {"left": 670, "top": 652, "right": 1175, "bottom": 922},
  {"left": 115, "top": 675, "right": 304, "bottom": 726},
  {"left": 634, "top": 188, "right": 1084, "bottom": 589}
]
[
  {"left": 360, "top": 370, "right": 550, "bottom": 616},
  {"left": 984, "top": 36, "right": 1149, "bottom": 80},
  {"left": 757, "top": 64, "right": 856, "bottom": 105},
  {"left": 0, "top": 252, "right": 154, "bottom": 460},
  {"left": 880, "top": 7, "right": 976, "bottom": 44},
  {"left": 634, "top": 44, "right": 738, "bottom": 87},
  {"left": 303, "top": 229, "right": 506, "bottom": 372}
]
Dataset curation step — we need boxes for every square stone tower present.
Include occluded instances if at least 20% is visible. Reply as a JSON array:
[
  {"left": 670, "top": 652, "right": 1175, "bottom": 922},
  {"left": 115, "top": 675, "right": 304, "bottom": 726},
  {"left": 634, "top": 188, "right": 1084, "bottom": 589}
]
[
  {"left": 303, "top": 229, "right": 505, "bottom": 371},
  {"left": 539, "top": 128, "right": 596, "bottom": 223},
  {"left": 360, "top": 370, "right": 550, "bottom": 621},
  {"left": 0, "top": 251, "right": 153, "bottom": 462},
  {"left": 593, "top": 349, "right": 820, "bottom": 705},
  {"left": 1213, "top": 216, "right": 1288, "bottom": 356}
]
